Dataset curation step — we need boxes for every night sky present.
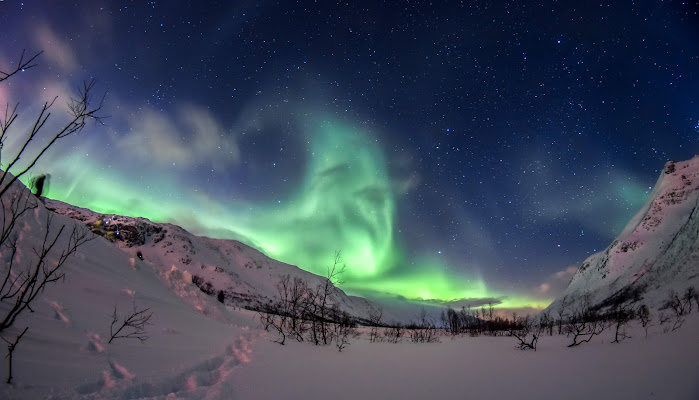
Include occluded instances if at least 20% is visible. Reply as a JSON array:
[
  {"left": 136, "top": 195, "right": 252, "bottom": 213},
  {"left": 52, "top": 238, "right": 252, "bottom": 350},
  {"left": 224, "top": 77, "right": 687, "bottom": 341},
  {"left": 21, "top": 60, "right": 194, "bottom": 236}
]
[{"left": 1, "top": 1, "right": 698, "bottom": 310}]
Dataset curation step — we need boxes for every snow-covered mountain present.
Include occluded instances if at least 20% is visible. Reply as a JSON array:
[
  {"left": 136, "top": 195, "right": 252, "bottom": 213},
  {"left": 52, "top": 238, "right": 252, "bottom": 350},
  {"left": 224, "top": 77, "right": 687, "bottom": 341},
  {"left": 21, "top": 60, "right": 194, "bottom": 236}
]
[
  {"left": 1, "top": 168, "right": 698, "bottom": 400},
  {"left": 545, "top": 156, "right": 699, "bottom": 314},
  {"left": 0, "top": 176, "right": 259, "bottom": 399},
  {"left": 43, "top": 197, "right": 376, "bottom": 321}
]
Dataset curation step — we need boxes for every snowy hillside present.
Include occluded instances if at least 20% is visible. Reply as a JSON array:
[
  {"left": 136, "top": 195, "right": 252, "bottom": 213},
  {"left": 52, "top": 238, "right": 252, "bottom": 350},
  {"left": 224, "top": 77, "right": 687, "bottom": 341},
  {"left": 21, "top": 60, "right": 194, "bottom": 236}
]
[
  {"left": 0, "top": 177, "right": 257, "bottom": 399},
  {"left": 545, "top": 157, "right": 699, "bottom": 314},
  {"left": 1, "top": 172, "right": 698, "bottom": 400},
  {"left": 43, "top": 198, "right": 376, "bottom": 321}
]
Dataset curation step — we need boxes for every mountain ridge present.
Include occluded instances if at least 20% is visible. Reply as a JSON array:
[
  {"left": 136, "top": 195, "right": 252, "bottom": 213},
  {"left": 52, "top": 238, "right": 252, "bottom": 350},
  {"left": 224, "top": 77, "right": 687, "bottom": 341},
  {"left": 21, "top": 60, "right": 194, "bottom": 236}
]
[
  {"left": 545, "top": 156, "right": 699, "bottom": 314},
  {"left": 43, "top": 196, "right": 377, "bottom": 322}
]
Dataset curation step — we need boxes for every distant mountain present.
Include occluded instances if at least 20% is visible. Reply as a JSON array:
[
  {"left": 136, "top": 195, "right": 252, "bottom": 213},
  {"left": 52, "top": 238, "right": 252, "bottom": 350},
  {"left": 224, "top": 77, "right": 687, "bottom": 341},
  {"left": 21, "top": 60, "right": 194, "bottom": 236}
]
[
  {"left": 544, "top": 157, "right": 699, "bottom": 314},
  {"left": 44, "top": 198, "right": 376, "bottom": 321}
]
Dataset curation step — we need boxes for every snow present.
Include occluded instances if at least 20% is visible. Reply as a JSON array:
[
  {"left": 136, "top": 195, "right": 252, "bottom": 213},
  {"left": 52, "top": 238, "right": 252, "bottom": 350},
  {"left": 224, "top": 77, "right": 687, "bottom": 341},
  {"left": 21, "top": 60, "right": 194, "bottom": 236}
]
[
  {"left": 1, "top": 165, "right": 698, "bottom": 399},
  {"left": 43, "top": 198, "right": 378, "bottom": 322},
  {"left": 233, "top": 319, "right": 699, "bottom": 400},
  {"left": 546, "top": 157, "right": 699, "bottom": 313}
]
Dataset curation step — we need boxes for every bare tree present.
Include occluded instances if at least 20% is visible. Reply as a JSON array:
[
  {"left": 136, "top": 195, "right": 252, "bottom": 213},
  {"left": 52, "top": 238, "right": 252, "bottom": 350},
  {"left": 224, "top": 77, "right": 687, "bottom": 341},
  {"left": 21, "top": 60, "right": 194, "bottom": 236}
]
[
  {"left": 566, "top": 293, "right": 607, "bottom": 347},
  {"left": 262, "top": 252, "right": 353, "bottom": 348},
  {"left": 538, "top": 309, "right": 554, "bottom": 336},
  {"left": 409, "top": 308, "right": 439, "bottom": 343},
  {"left": 441, "top": 307, "right": 463, "bottom": 337},
  {"left": 566, "top": 317, "right": 607, "bottom": 347},
  {"left": 286, "top": 276, "right": 311, "bottom": 342},
  {"left": 264, "top": 274, "right": 293, "bottom": 345},
  {"left": 331, "top": 305, "right": 355, "bottom": 352},
  {"left": 1, "top": 213, "right": 92, "bottom": 332},
  {"left": 556, "top": 295, "right": 570, "bottom": 335},
  {"left": 368, "top": 305, "right": 383, "bottom": 343},
  {"left": 637, "top": 304, "right": 651, "bottom": 339},
  {"left": 0, "top": 77, "right": 105, "bottom": 199},
  {"left": 1, "top": 211, "right": 93, "bottom": 383},
  {"left": 611, "top": 301, "right": 635, "bottom": 343},
  {"left": 0, "top": 49, "right": 103, "bottom": 383},
  {"left": 383, "top": 322, "right": 403, "bottom": 343},
  {"left": 660, "top": 288, "right": 694, "bottom": 332},
  {"left": 1, "top": 326, "right": 27, "bottom": 384},
  {"left": 108, "top": 301, "right": 153, "bottom": 344},
  {"left": 314, "top": 250, "right": 346, "bottom": 345},
  {"left": 0, "top": 49, "right": 42, "bottom": 84},
  {"left": 658, "top": 311, "right": 671, "bottom": 328},
  {"left": 510, "top": 315, "right": 538, "bottom": 351},
  {"left": 682, "top": 287, "right": 696, "bottom": 314}
]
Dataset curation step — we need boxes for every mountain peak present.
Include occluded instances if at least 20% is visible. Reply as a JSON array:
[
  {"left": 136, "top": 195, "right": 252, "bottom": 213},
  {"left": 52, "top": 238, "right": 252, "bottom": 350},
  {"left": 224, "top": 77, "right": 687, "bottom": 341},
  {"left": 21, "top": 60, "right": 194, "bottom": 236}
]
[{"left": 547, "top": 156, "right": 699, "bottom": 313}]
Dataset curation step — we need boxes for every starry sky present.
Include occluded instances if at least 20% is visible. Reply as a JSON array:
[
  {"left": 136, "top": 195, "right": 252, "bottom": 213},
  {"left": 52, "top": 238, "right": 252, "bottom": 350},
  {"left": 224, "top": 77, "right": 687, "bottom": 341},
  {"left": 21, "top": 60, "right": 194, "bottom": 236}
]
[{"left": 1, "top": 0, "right": 698, "bottom": 311}]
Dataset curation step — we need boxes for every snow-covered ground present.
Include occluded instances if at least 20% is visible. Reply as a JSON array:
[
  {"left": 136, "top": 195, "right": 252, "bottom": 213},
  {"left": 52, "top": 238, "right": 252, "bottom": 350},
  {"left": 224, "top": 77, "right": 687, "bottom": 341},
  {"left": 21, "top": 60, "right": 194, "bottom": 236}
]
[
  {"left": 3, "top": 299, "right": 699, "bottom": 400},
  {"left": 234, "top": 318, "right": 699, "bottom": 400},
  {"left": 1, "top": 168, "right": 698, "bottom": 399}
]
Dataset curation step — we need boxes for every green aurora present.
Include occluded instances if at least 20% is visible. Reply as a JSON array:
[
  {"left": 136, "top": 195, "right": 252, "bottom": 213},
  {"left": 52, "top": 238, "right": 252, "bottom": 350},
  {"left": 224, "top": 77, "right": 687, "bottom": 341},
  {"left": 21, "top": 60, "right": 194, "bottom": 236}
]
[{"left": 14, "top": 116, "right": 549, "bottom": 310}]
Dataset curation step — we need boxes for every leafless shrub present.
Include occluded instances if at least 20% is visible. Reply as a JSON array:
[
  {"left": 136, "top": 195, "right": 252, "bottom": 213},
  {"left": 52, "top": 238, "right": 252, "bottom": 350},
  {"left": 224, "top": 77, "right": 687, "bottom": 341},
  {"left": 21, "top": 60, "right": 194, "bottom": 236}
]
[
  {"left": 331, "top": 306, "right": 355, "bottom": 352},
  {"left": 566, "top": 318, "right": 607, "bottom": 347},
  {"left": 610, "top": 300, "right": 636, "bottom": 343},
  {"left": 658, "top": 311, "right": 670, "bottom": 327},
  {"left": 637, "top": 304, "right": 651, "bottom": 339},
  {"left": 556, "top": 295, "right": 570, "bottom": 335},
  {"left": 263, "top": 251, "right": 357, "bottom": 349},
  {"left": 383, "top": 323, "right": 403, "bottom": 343},
  {"left": 0, "top": 49, "right": 103, "bottom": 383},
  {"left": 660, "top": 288, "right": 695, "bottom": 332},
  {"left": 1, "top": 77, "right": 105, "bottom": 199},
  {"left": 566, "top": 293, "right": 608, "bottom": 347},
  {"left": 368, "top": 305, "right": 383, "bottom": 343},
  {"left": 108, "top": 301, "right": 153, "bottom": 343},
  {"left": 408, "top": 308, "right": 440, "bottom": 343},
  {"left": 538, "top": 309, "right": 554, "bottom": 336},
  {"left": 258, "top": 309, "right": 274, "bottom": 332},
  {"left": 510, "top": 315, "right": 538, "bottom": 351},
  {"left": 683, "top": 287, "right": 696, "bottom": 314},
  {"left": 1, "top": 326, "right": 27, "bottom": 384}
]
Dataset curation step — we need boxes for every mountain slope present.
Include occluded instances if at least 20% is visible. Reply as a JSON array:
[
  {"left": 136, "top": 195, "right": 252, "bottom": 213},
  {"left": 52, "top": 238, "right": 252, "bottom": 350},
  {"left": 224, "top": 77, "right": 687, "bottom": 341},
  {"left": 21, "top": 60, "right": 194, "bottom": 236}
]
[
  {"left": 545, "top": 157, "right": 699, "bottom": 313},
  {"left": 0, "top": 177, "right": 257, "bottom": 399},
  {"left": 44, "top": 198, "right": 376, "bottom": 321}
]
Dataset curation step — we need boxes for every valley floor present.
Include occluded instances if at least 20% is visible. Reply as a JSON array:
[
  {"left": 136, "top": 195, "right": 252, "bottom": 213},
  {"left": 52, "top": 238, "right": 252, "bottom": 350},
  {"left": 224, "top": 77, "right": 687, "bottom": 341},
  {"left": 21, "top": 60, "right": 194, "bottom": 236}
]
[
  {"left": 2, "top": 310, "right": 698, "bottom": 400},
  {"left": 233, "top": 316, "right": 699, "bottom": 400}
]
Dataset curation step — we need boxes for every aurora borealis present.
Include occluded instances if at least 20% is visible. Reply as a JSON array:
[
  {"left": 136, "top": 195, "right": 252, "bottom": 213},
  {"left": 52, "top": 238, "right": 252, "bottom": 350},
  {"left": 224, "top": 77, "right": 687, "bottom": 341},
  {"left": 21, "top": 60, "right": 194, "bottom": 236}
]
[{"left": 1, "top": 1, "right": 698, "bottom": 311}]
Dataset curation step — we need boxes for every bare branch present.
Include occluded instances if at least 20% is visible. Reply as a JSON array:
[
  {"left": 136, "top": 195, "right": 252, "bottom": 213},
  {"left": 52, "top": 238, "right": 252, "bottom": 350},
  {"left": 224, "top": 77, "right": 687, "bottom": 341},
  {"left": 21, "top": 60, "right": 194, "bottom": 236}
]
[
  {"left": 0, "top": 80, "right": 106, "bottom": 198},
  {"left": 108, "top": 301, "right": 153, "bottom": 344},
  {"left": 0, "top": 50, "right": 43, "bottom": 83},
  {"left": 1, "top": 326, "right": 29, "bottom": 384}
]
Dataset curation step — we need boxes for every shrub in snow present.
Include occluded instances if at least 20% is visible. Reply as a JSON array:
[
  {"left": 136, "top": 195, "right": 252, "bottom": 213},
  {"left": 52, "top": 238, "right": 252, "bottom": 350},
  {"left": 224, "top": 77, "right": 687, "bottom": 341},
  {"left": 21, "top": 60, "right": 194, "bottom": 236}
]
[
  {"left": 109, "top": 301, "right": 153, "bottom": 344},
  {"left": 0, "top": 49, "right": 104, "bottom": 383},
  {"left": 509, "top": 317, "right": 539, "bottom": 351},
  {"left": 660, "top": 287, "right": 696, "bottom": 332},
  {"left": 637, "top": 304, "right": 652, "bottom": 339},
  {"left": 383, "top": 323, "right": 404, "bottom": 343},
  {"left": 565, "top": 293, "right": 608, "bottom": 347},
  {"left": 407, "top": 308, "right": 440, "bottom": 343}
]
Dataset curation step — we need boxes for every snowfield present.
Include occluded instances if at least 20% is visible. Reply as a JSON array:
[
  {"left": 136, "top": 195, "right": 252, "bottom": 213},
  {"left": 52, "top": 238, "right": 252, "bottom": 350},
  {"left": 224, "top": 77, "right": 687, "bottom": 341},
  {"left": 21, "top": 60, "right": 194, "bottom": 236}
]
[
  {"left": 234, "top": 319, "right": 699, "bottom": 400},
  {"left": 1, "top": 162, "right": 698, "bottom": 399}
]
